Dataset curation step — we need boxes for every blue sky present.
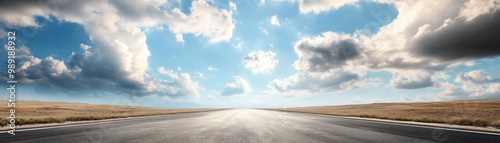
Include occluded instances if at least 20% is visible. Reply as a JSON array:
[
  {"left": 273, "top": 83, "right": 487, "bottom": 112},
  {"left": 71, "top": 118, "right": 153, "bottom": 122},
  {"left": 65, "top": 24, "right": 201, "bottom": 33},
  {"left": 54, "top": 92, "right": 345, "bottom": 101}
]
[{"left": 1, "top": 0, "right": 500, "bottom": 108}]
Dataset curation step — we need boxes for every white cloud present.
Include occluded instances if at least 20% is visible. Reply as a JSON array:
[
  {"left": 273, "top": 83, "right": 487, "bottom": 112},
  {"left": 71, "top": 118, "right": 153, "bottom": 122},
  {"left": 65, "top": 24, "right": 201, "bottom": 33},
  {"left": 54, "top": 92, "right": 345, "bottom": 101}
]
[
  {"left": 447, "top": 61, "right": 476, "bottom": 69},
  {"left": 266, "top": 0, "right": 500, "bottom": 97},
  {"left": 15, "top": 45, "right": 200, "bottom": 98},
  {"left": 156, "top": 67, "right": 200, "bottom": 97},
  {"left": 422, "top": 69, "right": 500, "bottom": 100},
  {"left": 167, "top": 0, "right": 235, "bottom": 43},
  {"left": 243, "top": 51, "right": 279, "bottom": 74},
  {"left": 234, "top": 41, "right": 243, "bottom": 50},
  {"left": 0, "top": 0, "right": 236, "bottom": 44},
  {"left": 194, "top": 71, "right": 206, "bottom": 79},
  {"left": 436, "top": 82, "right": 500, "bottom": 99},
  {"left": 259, "top": 0, "right": 360, "bottom": 14},
  {"left": 229, "top": 1, "right": 237, "bottom": 12},
  {"left": 259, "top": 26, "right": 269, "bottom": 35},
  {"left": 260, "top": 0, "right": 296, "bottom": 6},
  {"left": 260, "top": 0, "right": 266, "bottom": 5},
  {"left": 390, "top": 71, "right": 435, "bottom": 89},
  {"left": 5, "top": 0, "right": 500, "bottom": 101},
  {"left": 455, "top": 70, "right": 500, "bottom": 84},
  {"left": 299, "top": 0, "right": 359, "bottom": 14},
  {"left": 220, "top": 76, "right": 251, "bottom": 96},
  {"left": 158, "top": 66, "right": 169, "bottom": 75},
  {"left": 360, "top": 0, "right": 500, "bottom": 69},
  {"left": 340, "top": 78, "right": 383, "bottom": 90},
  {"left": 0, "top": 1, "right": 52, "bottom": 27},
  {"left": 293, "top": 32, "right": 361, "bottom": 72},
  {"left": 207, "top": 66, "right": 219, "bottom": 71},
  {"left": 265, "top": 31, "right": 374, "bottom": 96},
  {"left": 270, "top": 15, "right": 281, "bottom": 26},
  {"left": 0, "top": 0, "right": 235, "bottom": 98},
  {"left": 484, "top": 84, "right": 500, "bottom": 97},
  {"left": 266, "top": 67, "right": 376, "bottom": 97}
]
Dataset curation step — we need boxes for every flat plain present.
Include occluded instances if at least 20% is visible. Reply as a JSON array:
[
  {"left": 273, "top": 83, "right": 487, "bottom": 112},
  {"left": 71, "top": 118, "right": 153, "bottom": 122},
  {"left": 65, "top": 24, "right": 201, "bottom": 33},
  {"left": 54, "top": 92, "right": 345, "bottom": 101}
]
[
  {"left": 2, "top": 109, "right": 500, "bottom": 143},
  {"left": 2, "top": 99, "right": 499, "bottom": 130},
  {"left": 0, "top": 100, "right": 214, "bottom": 127},
  {"left": 271, "top": 99, "right": 500, "bottom": 128}
]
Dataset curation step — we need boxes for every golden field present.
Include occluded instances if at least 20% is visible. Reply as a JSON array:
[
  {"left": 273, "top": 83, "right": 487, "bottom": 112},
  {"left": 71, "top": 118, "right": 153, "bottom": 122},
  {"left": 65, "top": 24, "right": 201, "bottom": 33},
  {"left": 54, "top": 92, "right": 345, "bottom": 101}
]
[
  {"left": 0, "top": 100, "right": 215, "bottom": 127},
  {"left": 2, "top": 99, "right": 499, "bottom": 129},
  {"left": 271, "top": 99, "right": 500, "bottom": 128}
]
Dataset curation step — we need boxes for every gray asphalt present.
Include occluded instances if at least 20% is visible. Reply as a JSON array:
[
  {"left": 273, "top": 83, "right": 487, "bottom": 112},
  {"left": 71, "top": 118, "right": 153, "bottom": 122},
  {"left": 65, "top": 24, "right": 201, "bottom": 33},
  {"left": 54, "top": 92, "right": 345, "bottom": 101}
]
[{"left": 1, "top": 109, "right": 499, "bottom": 143}]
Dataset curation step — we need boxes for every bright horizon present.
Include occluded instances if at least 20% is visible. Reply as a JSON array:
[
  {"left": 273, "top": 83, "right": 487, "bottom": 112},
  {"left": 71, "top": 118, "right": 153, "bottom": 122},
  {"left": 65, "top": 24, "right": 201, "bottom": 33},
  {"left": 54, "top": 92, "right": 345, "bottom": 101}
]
[{"left": 1, "top": 0, "right": 500, "bottom": 108}]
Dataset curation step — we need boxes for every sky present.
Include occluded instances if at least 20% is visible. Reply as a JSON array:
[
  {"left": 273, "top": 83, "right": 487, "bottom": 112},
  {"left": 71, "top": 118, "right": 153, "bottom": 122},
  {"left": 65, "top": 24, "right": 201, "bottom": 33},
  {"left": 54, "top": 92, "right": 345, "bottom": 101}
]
[{"left": 0, "top": 0, "right": 499, "bottom": 108}]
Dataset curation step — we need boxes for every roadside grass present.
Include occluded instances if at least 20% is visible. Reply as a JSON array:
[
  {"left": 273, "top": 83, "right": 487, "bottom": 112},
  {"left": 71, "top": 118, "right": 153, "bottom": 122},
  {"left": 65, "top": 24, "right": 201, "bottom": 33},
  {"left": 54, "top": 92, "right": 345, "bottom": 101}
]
[
  {"left": 0, "top": 100, "right": 216, "bottom": 127},
  {"left": 270, "top": 99, "right": 500, "bottom": 128}
]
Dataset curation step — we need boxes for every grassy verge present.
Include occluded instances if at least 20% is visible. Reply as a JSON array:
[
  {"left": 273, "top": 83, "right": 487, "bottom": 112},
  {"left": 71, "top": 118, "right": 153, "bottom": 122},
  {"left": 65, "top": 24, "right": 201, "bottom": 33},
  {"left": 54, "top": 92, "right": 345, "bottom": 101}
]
[
  {"left": 0, "top": 100, "right": 217, "bottom": 127},
  {"left": 269, "top": 99, "right": 500, "bottom": 128}
]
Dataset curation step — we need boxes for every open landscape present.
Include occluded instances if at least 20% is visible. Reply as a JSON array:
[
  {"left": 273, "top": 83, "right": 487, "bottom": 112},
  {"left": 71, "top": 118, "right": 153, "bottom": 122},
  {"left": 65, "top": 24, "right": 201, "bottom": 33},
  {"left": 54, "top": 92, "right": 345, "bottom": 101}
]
[
  {"left": 0, "top": 100, "right": 215, "bottom": 128},
  {"left": 3, "top": 99, "right": 499, "bottom": 130},
  {"left": 2, "top": 0, "right": 500, "bottom": 142},
  {"left": 1, "top": 100, "right": 500, "bottom": 142},
  {"left": 270, "top": 99, "right": 500, "bottom": 128}
]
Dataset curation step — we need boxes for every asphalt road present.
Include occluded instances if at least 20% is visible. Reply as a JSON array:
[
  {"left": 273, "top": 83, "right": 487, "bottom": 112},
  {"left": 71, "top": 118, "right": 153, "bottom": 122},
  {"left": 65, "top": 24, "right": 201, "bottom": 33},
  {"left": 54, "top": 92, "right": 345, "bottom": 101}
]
[{"left": 1, "top": 109, "right": 499, "bottom": 143}]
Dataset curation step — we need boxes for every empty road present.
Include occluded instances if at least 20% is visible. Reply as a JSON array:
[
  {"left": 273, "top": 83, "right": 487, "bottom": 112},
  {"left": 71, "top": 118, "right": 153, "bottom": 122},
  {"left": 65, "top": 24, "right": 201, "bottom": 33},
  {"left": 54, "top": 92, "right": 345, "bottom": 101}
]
[{"left": 1, "top": 109, "right": 499, "bottom": 143}]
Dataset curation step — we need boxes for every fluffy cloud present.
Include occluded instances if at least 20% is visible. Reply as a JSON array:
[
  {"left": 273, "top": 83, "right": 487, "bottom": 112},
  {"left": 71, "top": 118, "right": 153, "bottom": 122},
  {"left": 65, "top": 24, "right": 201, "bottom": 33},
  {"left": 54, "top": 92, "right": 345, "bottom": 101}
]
[
  {"left": 260, "top": 0, "right": 359, "bottom": 14},
  {"left": 294, "top": 32, "right": 361, "bottom": 72},
  {"left": 338, "top": 1, "right": 499, "bottom": 78},
  {"left": 362, "top": 0, "right": 500, "bottom": 70},
  {"left": 483, "top": 84, "right": 500, "bottom": 98},
  {"left": 267, "top": 67, "right": 380, "bottom": 97},
  {"left": 167, "top": 0, "right": 235, "bottom": 43},
  {"left": 268, "top": 0, "right": 500, "bottom": 97},
  {"left": 158, "top": 66, "right": 169, "bottom": 75},
  {"left": 0, "top": 0, "right": 235, "bottom": 43},
  {"left": 243, "top": 51, "right": 279, "bottom": 74},
  {"left": 436, "top": 82, "right": 500, "bottom": 99},
  {"left": 220, "top": 76, "right": 251, "bottom": 96},
  {"left": 110, "top": 0, "right": 236, "bottom": 43},
  {"left": 455, "top": 70, "right": 500, "bottom": 84},
  {"left": 15, "top": 46, "right": 199, "bottom": 97},
  {"left": 0, "top": 0, "right": 235, "bottom": 98},
  {"left": 390, "top": 71, "right": 434, "bottom": 89},
  {"left": 16, "top": 46, "right": 74, "bottom": 89},
  {"left": 0, "top": 0, "right": 49, "bottom": 27},
  {"left": 267, "top": 32, "right": 372, "bottom": 96},
  {"left": 429, "top": 70, "right": 500, "bottom": 100},
  {"left": 229, "top": 1, "right": 237, "bottom": 12},
  {"left": 157, "top": 66, "right": 200, "bottom": 97},
  {"left": 299, "top": 0, "right": 359, "bottom": 14},
  {"left": 270, "top": 15, "right": 281, "bottom": 26},
  {"left": 10, "top": 1, "right": 162, "bottom": 96},
  {"left": 409, "top": 7, "right": 500, "bottom": 61}
]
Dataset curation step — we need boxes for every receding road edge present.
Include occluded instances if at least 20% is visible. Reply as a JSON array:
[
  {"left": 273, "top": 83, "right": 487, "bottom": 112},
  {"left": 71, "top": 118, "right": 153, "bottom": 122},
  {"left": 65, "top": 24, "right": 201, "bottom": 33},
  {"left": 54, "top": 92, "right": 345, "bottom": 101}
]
[
  {"left": 0, "top": 109, "right": 499, "bottom": 143},
  {"left": 0, "top": 108, "right": 228, "bottom": 132},
  {"left": 3, "top": 108, "right": 499, "bottom": 135},
  {"left": 262, "top": 108, "right": 500, "bottom": 134}
]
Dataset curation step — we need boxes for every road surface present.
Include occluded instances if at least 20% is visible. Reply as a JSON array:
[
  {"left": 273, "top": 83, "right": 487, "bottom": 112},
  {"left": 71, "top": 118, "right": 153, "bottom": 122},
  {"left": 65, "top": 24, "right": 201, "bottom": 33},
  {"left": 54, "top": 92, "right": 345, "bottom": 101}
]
[{"left": 1, "top": 109, "right": 499, "bottom": 143}]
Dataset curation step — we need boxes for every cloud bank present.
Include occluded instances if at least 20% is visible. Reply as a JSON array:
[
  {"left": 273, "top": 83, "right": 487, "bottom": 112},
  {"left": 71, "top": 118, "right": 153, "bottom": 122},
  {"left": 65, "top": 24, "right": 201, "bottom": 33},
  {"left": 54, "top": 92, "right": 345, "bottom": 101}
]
[
  {"left": 0, "top": 0, "right": 235, "bottom": 98},
  {"left": 267, "top": 0, "right": 500, "bottom": 98}
]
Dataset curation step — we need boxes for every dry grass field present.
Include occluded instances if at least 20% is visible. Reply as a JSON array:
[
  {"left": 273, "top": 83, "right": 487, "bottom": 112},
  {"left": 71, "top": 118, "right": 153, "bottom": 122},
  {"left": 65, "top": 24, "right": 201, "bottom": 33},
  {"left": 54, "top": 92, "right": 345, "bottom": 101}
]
[
  {"left": 271, "top": 99, "right": 500, "bottom": 128},
  {"left": 0, "top": 100, "right": 216, "bottom": 127}
]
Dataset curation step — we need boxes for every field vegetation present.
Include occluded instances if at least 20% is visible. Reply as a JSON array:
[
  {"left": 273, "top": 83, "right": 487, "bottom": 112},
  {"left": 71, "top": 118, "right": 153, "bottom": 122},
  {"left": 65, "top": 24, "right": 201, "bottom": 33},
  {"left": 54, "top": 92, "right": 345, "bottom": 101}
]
[
  {"left": 271, "top": 99, "right": 500, "bottom": 128},
  {"left": 0, "top": 100, "right": 215, "bottom": 127}
]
